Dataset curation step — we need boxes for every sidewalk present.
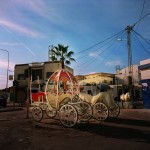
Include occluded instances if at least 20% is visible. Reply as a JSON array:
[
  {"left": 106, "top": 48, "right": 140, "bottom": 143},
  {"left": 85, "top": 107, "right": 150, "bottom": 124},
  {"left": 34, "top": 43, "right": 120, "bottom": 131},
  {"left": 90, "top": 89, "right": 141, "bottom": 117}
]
[{"left": 0, "top": 102, "right": 24, "bottom": 112}]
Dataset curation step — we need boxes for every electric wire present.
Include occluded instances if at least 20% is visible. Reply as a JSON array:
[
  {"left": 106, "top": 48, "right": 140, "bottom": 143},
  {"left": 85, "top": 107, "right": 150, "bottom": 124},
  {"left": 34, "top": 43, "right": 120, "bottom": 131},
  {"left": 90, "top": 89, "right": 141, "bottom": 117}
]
[
  {"left": 75, "top": 30, "right": 127, "bottom": 74},
  {"left": 132, "top": 31, "right": 150, "bottom": 55},
  {"left": 133, "top": 10, "right": 150, "bottom": 28},
  {"left": 76, "top": 30, "right": 126, "bottom": 61},
  {"left": 75, "top": 34, "right": 122, "bottom": 69},
  {"left": 132, "top": 30, "right": 150, "bottom": 44},
  {"left": 135, "top": 0, "right": 146, "bottom": 31},
  {"left": 77, "top": 40, "right": 118, "bottom": 74},
  {"left": 91, "top": 31, "right": 128, "bottom": 74},
  {"left": 76, "top": 29, "right": 125, "bottom": 55},
  {"left": 90, "top": 43, "right": 122, "bottom": 73}
]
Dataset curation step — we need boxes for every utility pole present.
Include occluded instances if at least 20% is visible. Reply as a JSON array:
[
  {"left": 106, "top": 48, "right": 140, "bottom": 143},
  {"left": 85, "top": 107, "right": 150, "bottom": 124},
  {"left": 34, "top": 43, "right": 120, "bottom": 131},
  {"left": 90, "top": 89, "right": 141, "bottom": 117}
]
[
  {"left": 125, "top": 25, "right": 133, "bottom": 79},
  {"left": 125, "top": 25, "right": 133, "bottom": 98},
  {"left": 0, "top": 49, "right": 9, "bottom": 89}
]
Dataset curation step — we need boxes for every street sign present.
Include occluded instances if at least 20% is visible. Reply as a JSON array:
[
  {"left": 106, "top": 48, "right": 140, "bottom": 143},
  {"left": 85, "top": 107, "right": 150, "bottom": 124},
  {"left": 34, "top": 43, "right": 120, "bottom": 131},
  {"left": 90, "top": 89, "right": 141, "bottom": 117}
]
[{"left": 9, "top": 75, "right": 13, "bottom": 80}]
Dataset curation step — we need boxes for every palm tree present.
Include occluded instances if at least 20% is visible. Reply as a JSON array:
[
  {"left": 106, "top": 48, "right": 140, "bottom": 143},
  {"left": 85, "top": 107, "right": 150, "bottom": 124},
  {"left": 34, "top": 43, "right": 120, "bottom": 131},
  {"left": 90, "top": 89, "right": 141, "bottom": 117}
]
[{"left": 52, "top": 44, "right": 75, "bottom": 69}]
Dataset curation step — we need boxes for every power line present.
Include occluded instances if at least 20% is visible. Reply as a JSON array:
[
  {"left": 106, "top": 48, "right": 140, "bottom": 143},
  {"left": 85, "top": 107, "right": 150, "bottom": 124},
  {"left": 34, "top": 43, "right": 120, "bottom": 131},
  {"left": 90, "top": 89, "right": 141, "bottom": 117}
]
[
  {"left": 75, "top": 30, "right": 127, "bottom": 73},
  {"left": 132, "top": 31, "right": 150, "bottom": 55},
  {"left": 133, "top": 10, "right": 150, "bottom": 28},
  {"left": 132, "top": 29, "right": 150, "bottom": 45},
  {"left": 76, "top": 29, "right": 125, "bottom": 55},
  {"left": 76, "top": 40, "right": 118, "bottom": 74},
  {"left": 75, "top": 39, "right": 117, "bottom": 69},
  {"left": 76, "top": 30, "right": 126, "bottom": 61},
  {"left": 136, "top": 0, "right": 146, "bottom": 31}
]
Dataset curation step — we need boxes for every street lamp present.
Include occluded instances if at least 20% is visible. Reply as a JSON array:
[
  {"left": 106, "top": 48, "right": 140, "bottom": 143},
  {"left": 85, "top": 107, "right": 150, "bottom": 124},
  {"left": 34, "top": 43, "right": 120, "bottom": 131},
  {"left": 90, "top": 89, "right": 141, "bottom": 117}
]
[{"left": 0, "top": 49, "right": 9, "bottom": 89}]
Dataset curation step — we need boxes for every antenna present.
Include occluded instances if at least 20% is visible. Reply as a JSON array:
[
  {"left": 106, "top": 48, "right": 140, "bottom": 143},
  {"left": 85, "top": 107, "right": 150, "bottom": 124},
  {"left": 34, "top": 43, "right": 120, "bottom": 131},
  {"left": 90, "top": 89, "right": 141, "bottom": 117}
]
[{"left": 48, "top": 45, "right": 54, "bottom": 61}]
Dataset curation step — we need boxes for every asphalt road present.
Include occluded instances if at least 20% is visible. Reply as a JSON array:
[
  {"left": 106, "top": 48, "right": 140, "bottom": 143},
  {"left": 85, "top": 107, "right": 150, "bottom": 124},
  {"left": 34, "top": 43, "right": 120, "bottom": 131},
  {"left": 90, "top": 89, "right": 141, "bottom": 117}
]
[{"left": 0, "top": 108, "right": 150, "bottom": 150}]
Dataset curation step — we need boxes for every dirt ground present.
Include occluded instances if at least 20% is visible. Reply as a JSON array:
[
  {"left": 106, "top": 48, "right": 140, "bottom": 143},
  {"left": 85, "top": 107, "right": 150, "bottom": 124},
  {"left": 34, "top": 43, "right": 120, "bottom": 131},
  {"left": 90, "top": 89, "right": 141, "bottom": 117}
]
[{"left": 0, "top": 108, "right": 150, "bottom": 150}]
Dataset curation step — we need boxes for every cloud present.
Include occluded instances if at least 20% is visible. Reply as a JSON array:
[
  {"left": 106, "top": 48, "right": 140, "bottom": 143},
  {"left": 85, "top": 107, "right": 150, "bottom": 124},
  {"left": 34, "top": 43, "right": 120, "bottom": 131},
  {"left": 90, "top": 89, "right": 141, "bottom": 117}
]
[
  {"left": 0, "top": 74, "right": 7, "bottom": 79},
  {"left": 88, "top": 72, "right": 97, "bottom": 75},
  {"left": 105, "top": 60, "right": 122, "bottom": 66},
  {"left": 0, "top": 60, "right": 15, "bottom": 71},
  {"left": 0, "top": 19, "right": 39, "bottom": 37},
  {"left": 0, "top": 42, "right": 20, "bottom": 46},
  {"left": 89, "top": 52, "right": 99, "bottom": 58}
]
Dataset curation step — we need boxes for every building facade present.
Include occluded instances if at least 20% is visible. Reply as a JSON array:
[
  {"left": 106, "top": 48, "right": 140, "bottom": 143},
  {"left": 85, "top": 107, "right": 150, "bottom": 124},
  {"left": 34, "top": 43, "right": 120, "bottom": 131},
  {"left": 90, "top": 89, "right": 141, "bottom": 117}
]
[
  {"left": 14, "top": 61, "right": 73, "bottom": 103},
  {"left": 115, "top": 64, "right": 142, "bottom": 100},
  {"left": 75, "top": 72, "right": 115, "bottom": 95},
  {"left": 138, "top": 59, "right": 150, "bottom": 108},
  {"left": 75, "top": 72, "right": 115, "bottom": 85}
]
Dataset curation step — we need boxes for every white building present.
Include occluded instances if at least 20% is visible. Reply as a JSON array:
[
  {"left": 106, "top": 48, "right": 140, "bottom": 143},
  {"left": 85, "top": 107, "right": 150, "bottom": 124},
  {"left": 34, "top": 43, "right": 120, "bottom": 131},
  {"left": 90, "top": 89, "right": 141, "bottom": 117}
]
[{"left": 139, "top": 59, "right": 150, "bottom": 80}]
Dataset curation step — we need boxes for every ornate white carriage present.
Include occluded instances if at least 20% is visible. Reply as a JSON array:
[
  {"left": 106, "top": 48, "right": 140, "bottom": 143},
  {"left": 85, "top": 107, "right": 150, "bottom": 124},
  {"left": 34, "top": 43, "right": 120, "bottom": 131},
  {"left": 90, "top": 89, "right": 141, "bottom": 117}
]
[{"left": 30, "top": 69, "right": 119, "bottom": 127}]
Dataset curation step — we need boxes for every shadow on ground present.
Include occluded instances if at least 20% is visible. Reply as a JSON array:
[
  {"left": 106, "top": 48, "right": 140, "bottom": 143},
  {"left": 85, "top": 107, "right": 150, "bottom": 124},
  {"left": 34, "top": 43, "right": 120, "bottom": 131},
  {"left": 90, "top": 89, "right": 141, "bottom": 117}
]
[{"left": 73, "top": 117, "right": 150, "bottom": 144}]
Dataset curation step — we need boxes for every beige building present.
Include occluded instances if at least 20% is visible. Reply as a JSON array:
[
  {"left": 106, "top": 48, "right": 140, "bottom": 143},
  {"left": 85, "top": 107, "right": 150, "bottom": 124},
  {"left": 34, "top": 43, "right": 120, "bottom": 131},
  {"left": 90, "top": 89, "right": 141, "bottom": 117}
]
[
  {"left": 14, "top": 61, "right": 73, "bottom": 103},
  {"left": 75, "top": 73, "right": 115, "bottom": 96},
  {"left": 75, "top": 72, "right": 115, "bottom": 85}
]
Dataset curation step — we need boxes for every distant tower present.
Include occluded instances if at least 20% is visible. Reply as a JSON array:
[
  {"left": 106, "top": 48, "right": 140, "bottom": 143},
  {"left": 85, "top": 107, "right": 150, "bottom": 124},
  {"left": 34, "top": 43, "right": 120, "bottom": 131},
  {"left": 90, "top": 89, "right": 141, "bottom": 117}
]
[
  {"left": 116, "top": 65, "right": 120, "bottom": 74},
  {"left": 48, "top": 45, "right": 54, "bottom": 61}
]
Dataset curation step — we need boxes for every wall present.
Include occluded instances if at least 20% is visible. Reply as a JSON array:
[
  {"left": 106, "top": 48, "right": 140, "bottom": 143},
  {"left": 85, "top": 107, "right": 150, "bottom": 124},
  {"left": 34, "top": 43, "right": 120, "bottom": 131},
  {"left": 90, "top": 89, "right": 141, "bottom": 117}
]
[
  {"left": 139, "top": 59, "right": 150, "bottom": 109},
  {"left": 141, "top": 79, "right": 150, "bottom": 108}
]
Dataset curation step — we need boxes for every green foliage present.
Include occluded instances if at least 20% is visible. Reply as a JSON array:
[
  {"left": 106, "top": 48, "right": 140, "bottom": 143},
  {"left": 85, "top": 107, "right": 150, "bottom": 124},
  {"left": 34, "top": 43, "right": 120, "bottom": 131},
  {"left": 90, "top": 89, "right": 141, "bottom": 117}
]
[{"left": 51, "top": 44, "right": 75, "bottom": 69}]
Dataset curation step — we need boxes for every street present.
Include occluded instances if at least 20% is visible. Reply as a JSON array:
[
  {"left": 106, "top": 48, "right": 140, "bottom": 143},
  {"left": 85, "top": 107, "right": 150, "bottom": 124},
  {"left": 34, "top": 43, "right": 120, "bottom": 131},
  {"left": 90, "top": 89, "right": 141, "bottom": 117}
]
[{"left": 0, "top": 107, "right": 150, "bottom": 150}]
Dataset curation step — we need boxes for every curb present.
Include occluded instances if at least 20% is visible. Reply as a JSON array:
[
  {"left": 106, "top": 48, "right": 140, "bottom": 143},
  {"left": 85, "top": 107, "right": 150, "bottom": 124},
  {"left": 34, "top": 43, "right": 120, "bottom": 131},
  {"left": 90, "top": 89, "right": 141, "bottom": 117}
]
[{"left": 0, "top": 107, "right": 24, "bottom": 112}]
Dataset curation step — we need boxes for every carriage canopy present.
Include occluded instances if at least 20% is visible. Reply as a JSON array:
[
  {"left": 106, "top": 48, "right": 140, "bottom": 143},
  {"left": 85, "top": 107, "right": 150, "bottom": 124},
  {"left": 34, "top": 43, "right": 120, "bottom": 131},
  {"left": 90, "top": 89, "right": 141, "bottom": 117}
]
[{"left": 45, "top": 69, "right": 78, "bottom": 95}]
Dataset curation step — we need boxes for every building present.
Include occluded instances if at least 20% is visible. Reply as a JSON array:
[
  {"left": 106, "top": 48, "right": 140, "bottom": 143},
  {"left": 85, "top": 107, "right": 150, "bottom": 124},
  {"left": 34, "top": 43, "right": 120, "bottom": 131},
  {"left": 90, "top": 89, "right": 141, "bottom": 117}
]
[
  {"left": 138, "top": 59, "right": 150, "bottom": 108},
  {"left": 75, "top": 72, "right": 115, "bottom": 85},
  {"left": 115, "top": 64, "right": 142, "bottom": 100},
  {"left": 75, "top": 65, "right": 142, "bottom": 102},
  {"left": 75, "top": 72, "right": 115, "bottom": 95},
  {"left": 14, "top": 61, "right": 73, "bottom": 103}
]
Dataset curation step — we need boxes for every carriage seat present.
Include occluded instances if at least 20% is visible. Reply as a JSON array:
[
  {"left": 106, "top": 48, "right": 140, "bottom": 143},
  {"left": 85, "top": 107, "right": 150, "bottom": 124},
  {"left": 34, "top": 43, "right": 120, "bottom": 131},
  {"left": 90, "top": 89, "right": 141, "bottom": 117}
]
[
  {"left": 79, "top": 91, "right": 116, "bottom": 107},
  {"left": 79, "top": 92, "right": 105, "bottom": 104},
  {"left": 47, "top": 93, "right": 73, "bottom": 109}
]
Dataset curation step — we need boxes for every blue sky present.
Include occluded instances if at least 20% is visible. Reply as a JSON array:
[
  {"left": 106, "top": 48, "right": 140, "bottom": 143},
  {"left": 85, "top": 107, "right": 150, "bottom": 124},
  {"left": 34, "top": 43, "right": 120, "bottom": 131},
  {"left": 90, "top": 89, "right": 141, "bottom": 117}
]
[{"left": 0, "top": 0, "right": 150, "bottom": 89}]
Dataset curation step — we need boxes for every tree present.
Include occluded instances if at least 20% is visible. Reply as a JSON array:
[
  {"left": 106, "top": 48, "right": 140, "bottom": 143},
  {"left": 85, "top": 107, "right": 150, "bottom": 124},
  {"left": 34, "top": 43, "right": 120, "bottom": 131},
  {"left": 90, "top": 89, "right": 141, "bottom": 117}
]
[{"left": 52, "top": 44, "right": 75, "bottom": 69}]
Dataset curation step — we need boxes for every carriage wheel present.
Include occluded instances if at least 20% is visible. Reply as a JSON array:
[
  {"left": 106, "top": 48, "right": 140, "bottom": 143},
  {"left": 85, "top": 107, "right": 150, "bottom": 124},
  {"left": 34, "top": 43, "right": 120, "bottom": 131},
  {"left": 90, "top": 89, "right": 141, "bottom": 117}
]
[
  {"left": 93, "top": 102, "right": 109, "bottom": 121},
  {"left": 46, "top": 108, "right": 57, "bottom": 118},
  {"left": 109, "top": 103, "right": 120, "bottom": 118},
  {"left": 32, "top": 106, "right": 43, "bottom": 122},
  {"left": 59, "top": 104, "right": 78, "bottom": 127},
  {"left": 77, "top": 101, "right": 92, "bottom": 122}
]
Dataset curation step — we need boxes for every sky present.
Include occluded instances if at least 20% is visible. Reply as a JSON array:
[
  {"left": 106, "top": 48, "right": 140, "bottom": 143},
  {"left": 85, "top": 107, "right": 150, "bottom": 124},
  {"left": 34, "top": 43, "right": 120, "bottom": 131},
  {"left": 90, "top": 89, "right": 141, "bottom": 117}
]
[{"left": 0, "top": 0, "right": 150, "bottom": 89}]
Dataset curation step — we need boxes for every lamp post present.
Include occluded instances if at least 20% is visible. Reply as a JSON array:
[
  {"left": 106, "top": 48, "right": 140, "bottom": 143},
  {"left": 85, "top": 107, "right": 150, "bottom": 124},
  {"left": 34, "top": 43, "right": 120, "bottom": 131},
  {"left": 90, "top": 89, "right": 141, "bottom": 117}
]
[{"left": 0, "top": 49, "right": 9, "bottom": 89}]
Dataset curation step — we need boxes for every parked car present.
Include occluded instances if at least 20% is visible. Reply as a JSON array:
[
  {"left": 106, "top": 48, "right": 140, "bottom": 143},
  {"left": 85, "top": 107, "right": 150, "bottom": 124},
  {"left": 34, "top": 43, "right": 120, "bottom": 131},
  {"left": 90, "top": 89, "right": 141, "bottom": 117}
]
[{"left": 0, "top": 92, "right": 7, "bottom": 108}]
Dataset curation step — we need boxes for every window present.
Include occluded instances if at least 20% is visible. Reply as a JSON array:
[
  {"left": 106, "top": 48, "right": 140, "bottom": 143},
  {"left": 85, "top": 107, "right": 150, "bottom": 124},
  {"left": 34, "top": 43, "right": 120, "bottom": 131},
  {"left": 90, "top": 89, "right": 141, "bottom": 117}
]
[
  {"left": 32, "top": 69, "right": 42, "bottom": 81},
  {"left": 46, "top": 72, "right": 54, "bottom": 78},
  {"left": 18, "top": 74, "right": 25, "bottom": 80},
  {"left": 24, "top": 69, "right": 28, "bottom": 78},
  {"left": 104, "top": 80, "right": 107, "bottom": 83},
  {"left": 110, "top": 81, "right": 113, "bottom": 85}
]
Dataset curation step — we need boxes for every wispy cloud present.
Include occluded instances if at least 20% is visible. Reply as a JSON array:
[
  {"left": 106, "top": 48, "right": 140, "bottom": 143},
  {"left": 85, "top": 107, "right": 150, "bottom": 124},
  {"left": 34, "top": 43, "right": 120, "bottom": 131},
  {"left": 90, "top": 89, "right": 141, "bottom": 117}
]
[
  {"left": 0, "top": 74, "right": 7, "bottom": 79},
  {"left": 89, "top": 52, "right": 99, "bottom": 58},
  {"left": 0, "top": 19, "right": 39, "bottom": 37},
  {"left": 0, "top": 22, "right": 36, "bottom": 56},
  {"left": 0, "top": 60, "right": 15, "bottom": 71},
  {"left": 105, "top": 60, "right": 122, "bottom": 66},
  {"left": 0, "top": 41, "right": 20, "bottom": 46}
]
